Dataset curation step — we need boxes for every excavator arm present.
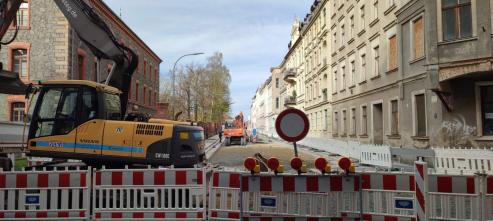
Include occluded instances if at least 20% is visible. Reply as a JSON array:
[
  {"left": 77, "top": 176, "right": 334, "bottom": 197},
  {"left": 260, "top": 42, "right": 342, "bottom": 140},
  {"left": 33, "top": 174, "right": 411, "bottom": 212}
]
[
  {"left": 54, "top": 0, "right": 138, "bottom": 117},
  {"left": 0, "top": 0, "right": 28, "bottom": 95},
  {"left": 0, "top": 0, "right": 138, "bottom": 116}
]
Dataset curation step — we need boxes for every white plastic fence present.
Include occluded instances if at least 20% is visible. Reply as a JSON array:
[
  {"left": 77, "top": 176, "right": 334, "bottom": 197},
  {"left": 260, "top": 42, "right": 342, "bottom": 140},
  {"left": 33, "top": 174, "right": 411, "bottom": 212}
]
[
  {"left": 92, "top": 166, "right": 206, "bottom": 220},
  {"left": 433, "top": 147, "right": 493, "bottom": 175},
  {"left": 0, "top": 167, "right": 91, "bottom": 220}
]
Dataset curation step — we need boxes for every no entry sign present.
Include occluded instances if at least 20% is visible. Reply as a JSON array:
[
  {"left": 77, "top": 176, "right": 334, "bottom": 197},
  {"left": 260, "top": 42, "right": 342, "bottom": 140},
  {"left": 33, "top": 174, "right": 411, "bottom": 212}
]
[{"left": 275, "top": 108, "right": 309, "bottom": 142}]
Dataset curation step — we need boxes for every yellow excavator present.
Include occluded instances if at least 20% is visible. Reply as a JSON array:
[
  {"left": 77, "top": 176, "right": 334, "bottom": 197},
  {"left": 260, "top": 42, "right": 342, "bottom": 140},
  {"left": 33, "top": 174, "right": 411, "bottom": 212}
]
[{"left": 0, "top": 0, "right": 205, "bottom": 168}]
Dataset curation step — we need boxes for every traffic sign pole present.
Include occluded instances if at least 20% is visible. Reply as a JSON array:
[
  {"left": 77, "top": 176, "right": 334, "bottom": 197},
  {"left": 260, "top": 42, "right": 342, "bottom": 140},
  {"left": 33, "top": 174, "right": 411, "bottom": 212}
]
[{"left": 293, "top": 142, "right": 298, "bottom": 157}]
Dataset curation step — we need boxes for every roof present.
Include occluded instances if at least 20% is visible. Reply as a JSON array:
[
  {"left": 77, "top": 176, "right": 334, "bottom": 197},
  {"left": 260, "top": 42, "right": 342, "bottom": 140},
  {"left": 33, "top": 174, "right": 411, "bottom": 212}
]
[{"left": 42, "top": 80, "right": 121, "bottom": 94}]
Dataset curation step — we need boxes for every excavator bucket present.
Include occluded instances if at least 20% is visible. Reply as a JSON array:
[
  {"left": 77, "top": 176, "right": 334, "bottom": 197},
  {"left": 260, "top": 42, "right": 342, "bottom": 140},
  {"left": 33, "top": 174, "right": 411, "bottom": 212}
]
[{"left": 0, "top": 70, "right": 28, "bottom": 95}]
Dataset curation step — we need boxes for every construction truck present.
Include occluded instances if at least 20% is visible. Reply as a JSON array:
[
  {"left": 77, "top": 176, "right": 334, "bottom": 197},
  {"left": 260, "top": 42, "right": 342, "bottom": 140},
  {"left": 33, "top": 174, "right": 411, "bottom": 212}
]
[
  {"left": 223, "top": 112, "right": 247, "bottom": 146},
  {"left": 0, "top": 0, "right": 205, "bottom": 169}
]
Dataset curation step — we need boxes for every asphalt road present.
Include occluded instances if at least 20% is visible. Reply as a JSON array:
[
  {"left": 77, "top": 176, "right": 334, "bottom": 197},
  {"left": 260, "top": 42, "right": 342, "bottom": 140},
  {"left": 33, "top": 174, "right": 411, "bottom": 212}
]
[{"left": 209, "top": 139, "right": 320, "bottom": 173}]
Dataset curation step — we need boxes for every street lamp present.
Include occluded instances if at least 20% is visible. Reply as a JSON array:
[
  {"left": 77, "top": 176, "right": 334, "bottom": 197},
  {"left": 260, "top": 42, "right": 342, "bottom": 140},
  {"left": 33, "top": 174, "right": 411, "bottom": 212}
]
[{"left": 171, "top": 52, "right": 204, "bottom": 119}]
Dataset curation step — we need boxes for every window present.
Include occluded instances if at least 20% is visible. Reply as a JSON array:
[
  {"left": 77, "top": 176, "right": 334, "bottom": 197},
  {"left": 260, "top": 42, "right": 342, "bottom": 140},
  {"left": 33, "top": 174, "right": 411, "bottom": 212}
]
[
  {"left": 350, "top": 15, "right": 355, "bottom": 38},
  {"left": 12, "top": 49, "right": 28, "bottom": 78},
  {"left": 442, "top": 0, "right": 472, "bottom": 41},
  {"left": 361, "top": 53, "right": 366, "bottom": 82},
  {"left": 361, "top": 105, "right": 368, "bottom": 135},
  {"left": 148, "top": 88, "right": 152, "bottom": 105},
  {"left": 415, "top": 94, "right": 427, "bottom": 136},
  {"left": 80, "top": 88, "right": 98, "bottom": 123},
  {"left": 389, "top": 35, "right": 397, "bottom": 70},
  {"left": 77, "top": 52, "right": 86, "bottom": 80},
  {"left": 276, "top": 78, "right": 279, "bottom": 88},
  {"left": 360, "top": 5, "right": 366, "bottom": 30},
  {"left": 373, "top": 0, "right": 379, "bottom": 21},
  {"left": 276, "top": 97, "right": 279, "bottom": 109},
  {"left": 373, "top": 46, "right": 380, "bottom": 77},
  {"left": 143, "top": 86, "right": 147, "bottom": 105},
  {"left": 351, "top": 108, "right": 356, "bottom": 136},
  {"left": 149, "top": 65, "right": 153, "bottom": 80},
  {"left": 350, "top": 60, "right": 355, "bottom": 86},
  {"left": 341, "top": 66, "right": 346, "bottom": 90},
  {"left": 13, "top": 1, "right": 29, "bottom": 28},
  {"left": 11, "top": 102, "right": 25, "bottom": 122},
  {"left": 390, "top": 100, "right": 399, "bottom": 135},
  {"left": 411, "top": 17, "right": 425, "bottom": 60},
  {"left": 481, "top": 86, "right": 493, "bottom": 136},
  {"left": 342, "top": 110, "right": 347, "bottom": 136},
  {"left": 341, "top": 24, "right": 345, "bottom": 45},
  {"left": 32, "top": 88, "right": 79, "bottom": 138},
  {"left": 104, "top": 93, "right": 121, "bottom": 120},
  {"left": 94, "top": 57, "right": 98, "bottom": 82},
  {"left": 333, "top": 70, "right": 338, "bottom": 93},
  {"left": 333, "top": 111, "right": 339, "bottom": 135},
  {"left": 333, "top": 32, "right": 337, "bottom": 49}
]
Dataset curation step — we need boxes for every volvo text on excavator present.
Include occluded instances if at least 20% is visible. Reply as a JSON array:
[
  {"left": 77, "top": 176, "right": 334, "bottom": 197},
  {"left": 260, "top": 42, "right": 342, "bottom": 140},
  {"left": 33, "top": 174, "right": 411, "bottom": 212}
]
[{"left": 0, "top": 0, "right": 206, "bottom": 168}]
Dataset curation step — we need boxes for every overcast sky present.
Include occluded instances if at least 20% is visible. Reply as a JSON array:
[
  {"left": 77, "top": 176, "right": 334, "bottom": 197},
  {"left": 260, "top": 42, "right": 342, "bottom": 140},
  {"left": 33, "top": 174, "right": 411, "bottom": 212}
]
[{"left": 104, "top": 0, "right": 310, "bottom": 117}]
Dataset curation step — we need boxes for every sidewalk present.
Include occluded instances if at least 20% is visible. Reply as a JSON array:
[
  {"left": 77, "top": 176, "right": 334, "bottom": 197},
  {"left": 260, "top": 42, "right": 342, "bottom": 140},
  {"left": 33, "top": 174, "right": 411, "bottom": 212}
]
[{"left": 204, "top": 135, "right": 223, "bottom": 160}]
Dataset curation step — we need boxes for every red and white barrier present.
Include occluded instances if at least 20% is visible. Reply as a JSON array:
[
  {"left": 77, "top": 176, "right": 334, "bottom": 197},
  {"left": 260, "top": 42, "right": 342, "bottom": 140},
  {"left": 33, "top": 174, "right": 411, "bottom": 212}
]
[
  {"left": 360, "top": 172, "right": 416, "bottom": 220},
  {"left": 240, "top": 174, "right": 360, "bottom": 219},
  {"left": 0, "top": 167, "right": 90, "bottom": 220},
  {"left": 93, "top": 167, "right": 206, "bottom": 220},
  {"left": 209, "top": 171, "right": 242, "bottom": 220},
  {"left": 415, "top": 161, "right": 427, "bottom": 221},
  {"left": 427, "top": 173, "right": 481, "bottom": 220}
]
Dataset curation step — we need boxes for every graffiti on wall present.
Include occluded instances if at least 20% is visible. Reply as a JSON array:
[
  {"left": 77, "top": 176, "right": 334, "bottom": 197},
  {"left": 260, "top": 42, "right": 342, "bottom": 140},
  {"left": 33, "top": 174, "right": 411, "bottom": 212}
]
[{"left": 438, "top": 114, "right": 478, "bottom": 147}]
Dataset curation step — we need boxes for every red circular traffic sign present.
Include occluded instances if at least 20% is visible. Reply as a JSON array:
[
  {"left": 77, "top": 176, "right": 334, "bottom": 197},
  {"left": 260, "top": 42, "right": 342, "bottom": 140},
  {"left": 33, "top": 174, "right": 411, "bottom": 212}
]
[{"left": 275, "top": 108, "right": 309, "bottom": 142}]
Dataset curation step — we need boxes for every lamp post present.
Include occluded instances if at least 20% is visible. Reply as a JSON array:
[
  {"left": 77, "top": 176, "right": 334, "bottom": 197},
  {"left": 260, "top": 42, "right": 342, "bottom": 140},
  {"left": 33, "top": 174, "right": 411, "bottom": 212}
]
[{"left": 171, "top": 52, "right": 204, "bottom": 119}]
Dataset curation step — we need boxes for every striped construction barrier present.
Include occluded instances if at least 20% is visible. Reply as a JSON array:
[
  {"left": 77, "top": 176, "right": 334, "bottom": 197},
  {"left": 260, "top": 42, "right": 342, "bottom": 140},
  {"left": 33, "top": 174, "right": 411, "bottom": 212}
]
[
  {"left": 0, "top": 167, "right": 90, "bottom": 220},
  {"left": 240, "top": 174, "right": 361, "bottom": 219},
  {"left": 428, "top": 173, "right": 481, "bottom": 220},
  {"left": 0, "top": 166, "right": 492, "bottom": 220},
  {"left": 360, "top": 172, "right": 416, "bottom": 220},
  {"left": 414, "top": 161, "right": 427, "bottom": 221},
  {"left": 209, "top": 171, "right": 242, "bottom": 221},
  {"left": 93, "top": 167, "right": 206, "bottom": 220}
]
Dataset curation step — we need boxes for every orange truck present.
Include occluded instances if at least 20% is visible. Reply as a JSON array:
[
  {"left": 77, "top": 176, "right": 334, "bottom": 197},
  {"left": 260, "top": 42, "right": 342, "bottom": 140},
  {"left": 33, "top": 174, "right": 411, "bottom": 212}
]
[{"left": 224, "top": 112, "right": 247, "bottom": 146}]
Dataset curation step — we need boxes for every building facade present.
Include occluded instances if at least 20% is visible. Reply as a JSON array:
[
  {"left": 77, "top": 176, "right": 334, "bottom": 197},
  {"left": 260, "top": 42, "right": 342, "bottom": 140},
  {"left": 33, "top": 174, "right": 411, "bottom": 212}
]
[
  {"left": 254, "top": 0, "right": 493, "bottom": 149},
  {"left": 0, "top": 0, "right": 161, "bottom": 124}
]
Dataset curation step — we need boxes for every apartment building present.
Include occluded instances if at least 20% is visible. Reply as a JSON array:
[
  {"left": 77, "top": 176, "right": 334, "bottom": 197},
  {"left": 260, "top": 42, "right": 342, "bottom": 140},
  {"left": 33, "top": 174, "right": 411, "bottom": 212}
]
[
  {"left": 331, "top": 0, "right": 493, "bottom": 148},
  {"left": 0, "top": 0, "right": 161, "bottom": 123},
  {"left": 279, "top": 0, "right": 332, "bottom": 139},
  {"left": 250, "top": 77, "right": 271, "bottom": 136}
]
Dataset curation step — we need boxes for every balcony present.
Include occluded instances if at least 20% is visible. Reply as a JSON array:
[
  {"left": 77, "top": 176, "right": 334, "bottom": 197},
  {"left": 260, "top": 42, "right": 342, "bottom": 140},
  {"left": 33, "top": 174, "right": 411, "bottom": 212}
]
[
  {"left": 284, "top": 96, "right": 296, "bottom": 107},
  {"left": 283, "top": 69, "right": 297, "bottom": 83}
]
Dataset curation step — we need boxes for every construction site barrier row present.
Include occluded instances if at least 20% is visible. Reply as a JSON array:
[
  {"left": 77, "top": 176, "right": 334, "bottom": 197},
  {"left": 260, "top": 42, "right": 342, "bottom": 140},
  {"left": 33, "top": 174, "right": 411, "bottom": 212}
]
[{"left": 0, "top": 163, "right": 491, "bottom": 220}]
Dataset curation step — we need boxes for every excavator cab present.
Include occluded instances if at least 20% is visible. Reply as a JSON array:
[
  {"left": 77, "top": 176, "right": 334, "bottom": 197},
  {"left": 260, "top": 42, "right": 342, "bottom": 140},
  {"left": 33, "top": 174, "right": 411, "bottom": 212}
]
[{"left": 28, "top": 81, "right": 120, "bottom": 140}]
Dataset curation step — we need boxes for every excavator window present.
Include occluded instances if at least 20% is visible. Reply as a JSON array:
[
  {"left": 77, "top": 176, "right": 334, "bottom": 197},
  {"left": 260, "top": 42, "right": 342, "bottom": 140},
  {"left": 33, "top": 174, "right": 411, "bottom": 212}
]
[
  {"left": 80, "top": 87, "right": 98, "bottom": 123},
  {"left": 103, "top": 93, "right": 121, "bottom": 120},
  {"left": 32, "top": 87, "right": 79, "bottom": 138}
]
